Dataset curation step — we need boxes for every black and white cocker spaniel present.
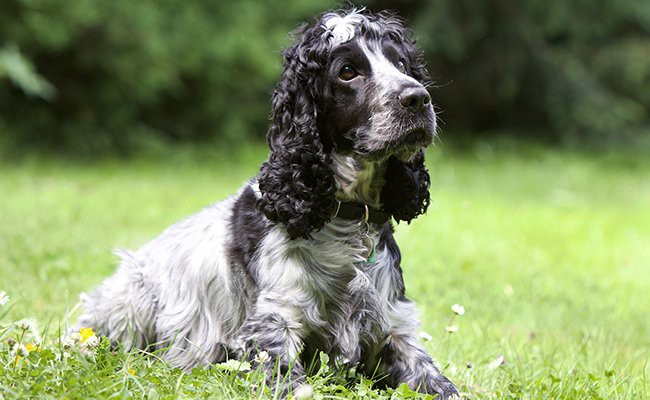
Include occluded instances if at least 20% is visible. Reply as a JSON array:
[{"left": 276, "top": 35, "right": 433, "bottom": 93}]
[{"left": 79, "top": 9, "right": 458, "bottom": 399}]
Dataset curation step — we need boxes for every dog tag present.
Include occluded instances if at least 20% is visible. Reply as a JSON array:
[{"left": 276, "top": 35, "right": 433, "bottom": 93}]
[{"left": 367, "top": 238, "right": 376, "bottom": 264}]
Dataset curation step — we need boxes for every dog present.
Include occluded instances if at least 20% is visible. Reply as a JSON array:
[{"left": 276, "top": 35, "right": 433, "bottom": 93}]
[{"left": 79, "top": 9, "right": 458, "bottom": 399}]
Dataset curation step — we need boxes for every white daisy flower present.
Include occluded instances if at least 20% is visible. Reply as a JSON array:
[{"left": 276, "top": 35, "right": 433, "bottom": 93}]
[
  {"left": 69, "top": 332, "right": 82, "bottom": 342},
  {"left": 0, "top": 290, "right": 9, "bottom": 306},
  {"left": 61, "top": 331, "right": 84, "bottom": 351},
  {"left": 16, "top": 318, "right": 40, "bottom": 341},
  {"left": 83, "top": 335, "right": 100, "bottom": 348},
  {"left": 254, "top": 350, "right": 271, "bottom": 364},
  {"left": 445, "top": 325, "right": 459, "bottom": 333},
  {"left": 217, "top": 359, "right": 251, "bottom": 372},
  {"left": 61, "top": 335, "right": 76, "bottom": 350},
  {"left": 293, "top": 383, "right": 314, "bottom": 400},
  {"left": 15, "top": 344, "right": 29, "bottom": 358},
  {"left": 451, "top": 304, "right": 465, "bottom": 316},
  {"left": 17, "top": 318, "right": 36, "bottom": 331},
  {"left": 488, "top": 355, "right": 505, "bottom": 370}
]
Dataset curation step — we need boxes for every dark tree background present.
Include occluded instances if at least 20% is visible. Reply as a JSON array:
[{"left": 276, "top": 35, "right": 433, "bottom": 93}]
[
  {"left": 1, "top": 0, "right": 649, "bottom": 153},
  {"left": 399, "top": 0, "right": 650, "bottom": 145}
]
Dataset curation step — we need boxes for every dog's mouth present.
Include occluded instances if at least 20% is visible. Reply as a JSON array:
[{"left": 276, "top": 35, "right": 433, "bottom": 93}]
[
  {"left": 388, "top": 125, "right": 435, "bottom": 161},
  {"left": 396, "top": 126, "right": 434, "bottom": 148},
  {"left": 348, "top": 115, "right": 436, "bottom": 161}
]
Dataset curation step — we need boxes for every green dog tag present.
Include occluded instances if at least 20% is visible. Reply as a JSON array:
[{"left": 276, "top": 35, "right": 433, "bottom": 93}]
[{"left": 367, "top": 238, "right": 376, "bottom": 264}]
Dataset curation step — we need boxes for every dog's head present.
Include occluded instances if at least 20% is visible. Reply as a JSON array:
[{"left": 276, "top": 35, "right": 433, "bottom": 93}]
[{"left": 258, "top": 9, "right": 434, "bottom": 239}]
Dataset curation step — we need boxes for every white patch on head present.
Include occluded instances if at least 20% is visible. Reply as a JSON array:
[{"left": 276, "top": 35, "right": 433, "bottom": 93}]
[
  {"left": 358, "top": 40, "right": 421, "bottom": 95},
  {"left": 322, "top": 10, "right": 366, "bottom": 46}
]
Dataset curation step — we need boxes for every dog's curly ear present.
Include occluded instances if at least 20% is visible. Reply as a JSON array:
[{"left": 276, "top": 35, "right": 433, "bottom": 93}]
[
  {"left": 258, "top": 27, "right": 337, "bottom": 240},
  {"left": 380, "top": 150, "right": 431, "bottom": 223}
]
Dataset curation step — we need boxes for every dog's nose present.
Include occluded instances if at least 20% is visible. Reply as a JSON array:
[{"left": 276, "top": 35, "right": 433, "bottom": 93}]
[{"left": 398, "top": 86, "right": 431, "bottom": 111}]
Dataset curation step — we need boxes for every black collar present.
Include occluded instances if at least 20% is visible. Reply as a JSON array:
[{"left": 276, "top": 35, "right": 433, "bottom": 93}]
[{"left": 333, "top": 201, "right": 392, "bottom": 224}]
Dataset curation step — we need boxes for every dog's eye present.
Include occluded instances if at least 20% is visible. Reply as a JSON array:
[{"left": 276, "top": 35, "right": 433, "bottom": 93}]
[
  {"left": 397, "top": 59, "right": 407, "bottom": 73},
  {"left": 339, "top": 65, "right": 358, "bottom": 81}
]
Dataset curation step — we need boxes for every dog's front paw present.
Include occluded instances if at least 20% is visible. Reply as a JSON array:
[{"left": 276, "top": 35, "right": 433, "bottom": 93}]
[
  {"left": 423, "top": 374, "right": 459, "bottom": 400},
  {"left": 261, "top": 362, "right": 306, "bottom": 399}
]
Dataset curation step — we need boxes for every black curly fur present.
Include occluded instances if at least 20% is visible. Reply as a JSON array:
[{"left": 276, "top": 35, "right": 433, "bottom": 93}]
[
  {"left": 380, "top": 150, "right": 431, "bottom": 223},
  {"left": 257, "top": 22, "right": 338, "bottom": 240},
  {"left": 258, "top": 10, "right": 434, "bottom": 239}
]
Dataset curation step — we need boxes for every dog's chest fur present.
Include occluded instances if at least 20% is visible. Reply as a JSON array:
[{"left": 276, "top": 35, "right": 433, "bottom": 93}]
[{"left": 251, "top": 216, "right": 395, "bottom": 363}]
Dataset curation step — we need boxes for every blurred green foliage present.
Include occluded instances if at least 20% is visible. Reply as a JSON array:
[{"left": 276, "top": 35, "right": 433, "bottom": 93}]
[
  {"left": 0, "top": 0, "right": 649, "bottom": 152},
  {"left": 0, "top": 0, "right": 332, "bottom": 152},
  {"left": 397, "top": 0, "right": 650, "bottom": 144}
]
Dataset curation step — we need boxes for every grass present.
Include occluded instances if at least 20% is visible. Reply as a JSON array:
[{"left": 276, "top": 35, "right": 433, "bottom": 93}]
[{"left": 1, "top": 140, "right": 648, "bottom": 399}]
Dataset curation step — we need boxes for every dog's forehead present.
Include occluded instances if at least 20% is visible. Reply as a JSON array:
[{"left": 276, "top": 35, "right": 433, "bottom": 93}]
[
  {"left": 321, "top": 11, "right": 374, "bottom": 47},
  {"left": 321, "top": 11, "right": 405, "bottom": 53}
]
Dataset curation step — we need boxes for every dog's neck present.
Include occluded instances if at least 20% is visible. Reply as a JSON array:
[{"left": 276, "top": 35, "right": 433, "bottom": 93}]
[{"left": 331, "top": 152, "right": 386, "bottom": 209}]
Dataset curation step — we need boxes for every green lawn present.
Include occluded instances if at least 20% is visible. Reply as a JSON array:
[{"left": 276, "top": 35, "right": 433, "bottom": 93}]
[{"left": 1, "top": 141, "right": 648, "bottom": 399}]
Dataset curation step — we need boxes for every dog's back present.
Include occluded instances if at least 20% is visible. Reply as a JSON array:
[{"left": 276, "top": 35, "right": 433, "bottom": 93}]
[{"left": 78, "top": 196, "right": 245, "bottom": 368}]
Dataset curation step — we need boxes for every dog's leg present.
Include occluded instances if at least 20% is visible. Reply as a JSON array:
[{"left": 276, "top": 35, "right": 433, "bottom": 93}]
[
  {"left": 379, "top": 299, "right": 459, "bottom": 399},
  {"left": 237, "top": 306, "right": 306, "bottom": 393},
  {"left": 77, "top": 250, "right": 156, "bottom": 350}
]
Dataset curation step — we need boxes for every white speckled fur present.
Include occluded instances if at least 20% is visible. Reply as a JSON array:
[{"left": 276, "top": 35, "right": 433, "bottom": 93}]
[{"left": 322, "top": 10, "right": 366, "bottom": 46}]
